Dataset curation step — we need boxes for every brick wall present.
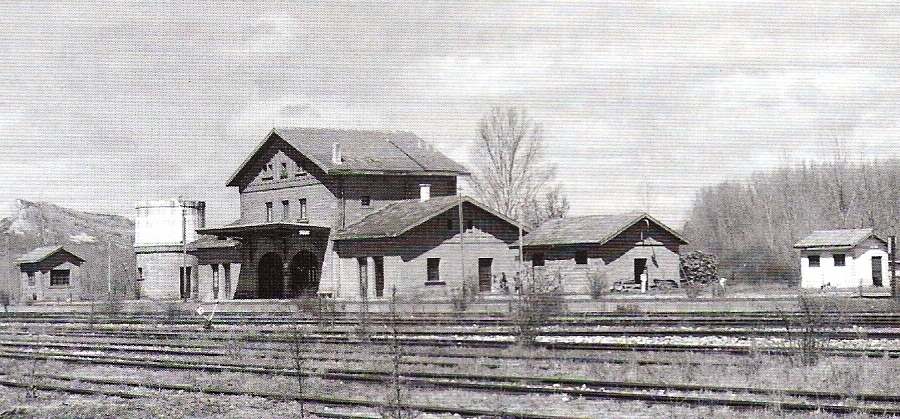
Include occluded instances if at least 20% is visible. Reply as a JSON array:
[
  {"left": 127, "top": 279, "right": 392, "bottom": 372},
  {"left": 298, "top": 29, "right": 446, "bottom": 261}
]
[
  {"left": 136, "top": 252, "right": 198, "bottom": 300},
  {"left": 333, "top": 203, "right": 521, "bottom": 301}
]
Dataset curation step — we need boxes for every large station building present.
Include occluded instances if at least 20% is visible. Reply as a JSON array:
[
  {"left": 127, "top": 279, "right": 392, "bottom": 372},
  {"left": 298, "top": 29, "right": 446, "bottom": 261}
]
[{"left": 195, "top": 128, "right": 526, "bottom": 301}]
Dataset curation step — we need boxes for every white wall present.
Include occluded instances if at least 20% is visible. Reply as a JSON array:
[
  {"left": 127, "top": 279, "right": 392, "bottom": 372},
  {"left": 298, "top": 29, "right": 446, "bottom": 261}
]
[
  {"left": 799, "top": 240, "right": 888, "bottom": 289},
  {"left": 135, "top": 199, "right": 205, "bottom": 247}
]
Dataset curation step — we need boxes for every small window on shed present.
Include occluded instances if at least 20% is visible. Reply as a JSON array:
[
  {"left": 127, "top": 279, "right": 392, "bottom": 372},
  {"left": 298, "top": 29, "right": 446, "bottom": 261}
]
[
  {"left": 833, "top": 254, "right": 846, "bottom": 267},
  {"left": 575, "top": 250, "right": 588, "bottom": 265},
  {"left": 50, "top": 269, "right": 70, "bottom": 287},
  {"left": 361, "top": 196, "right": 371, "bottom": 207},
  {"left": 532, "top": 253, "right": 545, "bottom": 267},
  {"left": 808, "top": 255, "right": 820, "bottom": 267}
]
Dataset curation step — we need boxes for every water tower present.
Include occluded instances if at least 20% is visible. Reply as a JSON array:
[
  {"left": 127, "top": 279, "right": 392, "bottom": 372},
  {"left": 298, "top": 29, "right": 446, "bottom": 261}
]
[{"left": 134, "top": 199, "right": 205, "bottom": 300}]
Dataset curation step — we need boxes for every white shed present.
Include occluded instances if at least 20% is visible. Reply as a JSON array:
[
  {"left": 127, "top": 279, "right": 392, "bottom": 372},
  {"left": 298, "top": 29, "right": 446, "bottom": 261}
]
[{"left": 793, "top": 228, "right": 888, "bottom": 289}]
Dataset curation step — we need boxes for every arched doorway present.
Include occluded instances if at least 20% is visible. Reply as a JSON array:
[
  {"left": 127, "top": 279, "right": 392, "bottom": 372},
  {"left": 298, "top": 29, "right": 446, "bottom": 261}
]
[
  {"left": 257, "top": 252, "right": 283, "bottom": 299},
  {"left": 290, "top": 251, "right": 320, "bottom": 298}
]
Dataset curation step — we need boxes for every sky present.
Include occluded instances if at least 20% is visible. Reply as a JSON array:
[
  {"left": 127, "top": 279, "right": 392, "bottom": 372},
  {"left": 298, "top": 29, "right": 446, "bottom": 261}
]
[{"left": 2, "top": 1, "right": 900, "bottom": 228}]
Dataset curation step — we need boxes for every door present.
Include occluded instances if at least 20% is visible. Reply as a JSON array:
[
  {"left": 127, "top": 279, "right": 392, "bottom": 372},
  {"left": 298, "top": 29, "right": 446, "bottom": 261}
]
[
  {"left": 634, "top": 258, "right": 647, "bottom": 284},
  {"left": 872, "top": 256, "right": 883, "bottom": 287},
  {"left": 478, "top": 258, "right": 493, "bottom": 292},
  {"left": 374, "top": 257, "right": 384, "bottom": 298},
  {"left": 180, "top": 266, "right": 191, "bottom": 299}
]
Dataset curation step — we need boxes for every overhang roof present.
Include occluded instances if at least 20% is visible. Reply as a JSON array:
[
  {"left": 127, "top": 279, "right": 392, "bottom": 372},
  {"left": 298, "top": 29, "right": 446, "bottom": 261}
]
[
  {"left": 185, "top": 235, "right": 241, "bottom": 252},
  {"left": 334, "top": 195, "right": 525, "bottom": 240},
  {"left": 197, "top": 221, "right": 330, "bottom": 239},
  {"left": 521, "top": 212, "right": 688, "bottom": 247},
  {"left": 227, "top": 128, "right": 470, "bottom": 186},
  {"left": 15, "top": 245, "right": 85, "bottom": 265},
  {"left": 793, "top": 228, "right": 885, "bottom": 249}
]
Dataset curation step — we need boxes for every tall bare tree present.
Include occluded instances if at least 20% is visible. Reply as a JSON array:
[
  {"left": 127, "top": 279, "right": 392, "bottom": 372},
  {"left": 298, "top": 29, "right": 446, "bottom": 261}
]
[{"left": 469, "top": 107, "right": 567, "bottom": 226}]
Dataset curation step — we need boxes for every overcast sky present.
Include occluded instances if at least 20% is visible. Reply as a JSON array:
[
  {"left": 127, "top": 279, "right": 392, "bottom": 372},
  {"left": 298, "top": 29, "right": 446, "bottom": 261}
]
[{"left": 2, "top": 1, "right": 899, "bottom": 227}]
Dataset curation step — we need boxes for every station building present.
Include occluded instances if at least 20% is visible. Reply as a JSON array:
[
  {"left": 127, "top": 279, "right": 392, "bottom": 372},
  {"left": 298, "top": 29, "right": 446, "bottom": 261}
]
[
  {"left": 520, "top": 213, "right": 687, "bottom": 294},
  {"left": 16, "top": 245, "right": 84, "bottom": 302},
  {"left": 196, "top": 128, "right": 526, "bottom": 301},
  {"left": 794, "top": 228, "right": 888, "bottom": 289}
]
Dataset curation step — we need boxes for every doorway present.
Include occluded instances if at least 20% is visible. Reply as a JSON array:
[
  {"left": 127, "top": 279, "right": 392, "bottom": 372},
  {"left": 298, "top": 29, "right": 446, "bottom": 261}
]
[
  {"left": 634, "top": 258, "right": 648, "bottom": 284},
  {"left": 179, "top": 266, "right": 192, "bottom": 299},
  {"left": 290, "top": 251, "right": 320, "bottom": 298},
  {"left": 257, "top": 253, "right": 284, "bottom": 299},
  {"left": 478, "top": 258, "right": 493, "bottom": 292},
  {"left": 872, "top": 256, "right": 883, "bottom": 287}
]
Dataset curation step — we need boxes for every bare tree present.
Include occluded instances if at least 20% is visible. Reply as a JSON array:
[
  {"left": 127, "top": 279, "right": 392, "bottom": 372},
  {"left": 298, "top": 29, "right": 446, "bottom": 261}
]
[{"left": 469, "top": 107, "right": 567, "bottom": 226}]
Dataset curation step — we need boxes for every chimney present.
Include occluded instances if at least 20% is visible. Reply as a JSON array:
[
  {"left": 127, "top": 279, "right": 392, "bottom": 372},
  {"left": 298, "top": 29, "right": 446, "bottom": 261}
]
[
  {"left": 419, "top": 183, "right": 431, "bottom": 202},
  {"left": 332, "top": 142, "right": 342, "bottom": 164}
]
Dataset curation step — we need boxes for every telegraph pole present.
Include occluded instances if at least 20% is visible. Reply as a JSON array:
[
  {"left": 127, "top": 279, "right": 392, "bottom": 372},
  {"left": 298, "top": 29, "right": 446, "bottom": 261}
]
[{"left": 107, "top": 238, "right": 112, "bottom": 299}]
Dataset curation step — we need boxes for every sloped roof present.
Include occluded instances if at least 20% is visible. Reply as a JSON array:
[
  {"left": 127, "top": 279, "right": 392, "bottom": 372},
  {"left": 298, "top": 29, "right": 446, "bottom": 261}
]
[
  {"left": 793, "top": 228, "right": 885, "bottom": 249},
  {"left": 15, "top": 245, "right": 85, "bottom": 264},
  {"left": 521, "top": 212, "right": 688, "bottom": 247},
  {"left": 334, "top": 195, "right": 524, "bottom": 240},
  {"left": 227, "top": 128, "right": 469, "bottom": 186}
]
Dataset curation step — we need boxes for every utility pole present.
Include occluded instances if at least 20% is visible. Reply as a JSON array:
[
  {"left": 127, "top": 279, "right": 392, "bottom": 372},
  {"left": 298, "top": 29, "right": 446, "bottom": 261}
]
[
  {"left": 107, "top": 238, "right": 112, "bottom": 300},
  {"left": 182, "top": 201, "right": 188, "bottom": 302}
]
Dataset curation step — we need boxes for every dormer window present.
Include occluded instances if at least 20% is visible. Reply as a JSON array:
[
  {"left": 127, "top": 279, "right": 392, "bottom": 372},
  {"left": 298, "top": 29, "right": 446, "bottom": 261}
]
[
  {"left": 361, "top": 196, "right": 371, "bottom": 207},
  {"left": 261, "top": 163, "right": 274, "bottom": 181}
]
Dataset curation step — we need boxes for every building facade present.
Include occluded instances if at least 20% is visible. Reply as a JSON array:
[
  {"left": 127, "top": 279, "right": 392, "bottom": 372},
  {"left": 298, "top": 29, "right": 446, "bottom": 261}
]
[
  {"left": 521, "top": 213, "right": 687, "bottom": 294},
  {"left": 135, "top": 199, "right": 205, "bottom": 300},
  {"left": 16, "top": 246, "right": 84, "bottom": 302},
  {"left": 199, "top": 128, "right": 525, "bottom": 301},
  {"left": 794, "top": 228, "right": 888, "bottom": 289}
]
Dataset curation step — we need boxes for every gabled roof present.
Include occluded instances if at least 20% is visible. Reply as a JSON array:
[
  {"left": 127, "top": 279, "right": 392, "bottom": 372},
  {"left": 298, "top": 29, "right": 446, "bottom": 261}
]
[
  {"left": 227, "top": 128, "right": 469, "bottom": 186},
  {"left": 521, "top": 212, "right": 688, "bottom": 247},
  {"left": 15, "top": 245, "right": 85, "bottom": 265},
  {"left": 793, "top": 228, "right": 885, "bottom": 249},
  {"left": 334, "top": 195, "right": 525, "bottom": 240}
]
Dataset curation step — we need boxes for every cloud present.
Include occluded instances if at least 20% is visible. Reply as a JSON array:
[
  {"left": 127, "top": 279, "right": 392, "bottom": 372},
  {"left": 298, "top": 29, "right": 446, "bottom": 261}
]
[{"left": 2, "top": 1, "right": 900, "bottom": 228}]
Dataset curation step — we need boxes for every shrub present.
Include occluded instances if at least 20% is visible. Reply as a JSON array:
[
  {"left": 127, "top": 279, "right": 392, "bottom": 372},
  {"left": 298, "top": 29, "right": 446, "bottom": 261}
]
[
  {"left": 512, "top": 269, "right": 566, "bottom": 346},
  {"left": 587, "top": 267, "right": 608, "bottom": 299},
  {"left": 680, "top": 251, "right": 718, "bottom": 299}
]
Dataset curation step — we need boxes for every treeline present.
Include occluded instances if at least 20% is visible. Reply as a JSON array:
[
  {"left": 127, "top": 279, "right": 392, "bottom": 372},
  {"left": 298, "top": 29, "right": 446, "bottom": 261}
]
[{"left": 683, "top": 160, "right": 900, "bottom": 282}]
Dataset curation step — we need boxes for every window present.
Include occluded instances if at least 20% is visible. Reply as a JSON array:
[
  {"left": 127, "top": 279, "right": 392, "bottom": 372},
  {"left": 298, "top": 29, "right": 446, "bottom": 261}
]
[
  {"left": 27, "top": 271, "right": 35, "bottom": 287},
  {"left": 280, "top": 162, "right": 288, "bottom": 179},
  {"left": 531, "top": 253, "right": 545, "bottom": 267},
  {"left": 282, "top": 200, "right": 290, "bottom": 220},
  {"left": 295, "top": 163, "right": 307, "bottom": 177},
  {"left": 262, "top": 163, "right": 274, "bottom": 181},
  {"left": 298, "top": 198, "right": 307, "bottom": 220},
  {"left": 265, "top": 202, "right": 273, "bottom": 222},
  {"left": 808, "top": 255, "right": 820, "bottom": 267},
  {"left": 361, "top": 196, "right": 371, "bottom": 207},
  {"left": 427, "top": 258, "right": 440, "bottom": 283},
  {"left": 137, "top": 267, "right": 144, "bottom": 281},
  {"left": 358, "top": 257, "right": 368, "bottom": 298},
  {"left": 446, "top": 219, "right": 454, "bottom": 230},
  {"left": 575, "top": 250, "right": 588, "bottom": 265},
  {"left": 50, "top": 269, "right": 70, "bottom": 287},
  {"left": 833, "top": 254, "right": 846, "bottom": 267}
]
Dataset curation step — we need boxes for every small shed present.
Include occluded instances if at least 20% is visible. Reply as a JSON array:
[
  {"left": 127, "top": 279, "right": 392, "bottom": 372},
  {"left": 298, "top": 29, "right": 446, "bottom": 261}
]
[
  {"left": 520, "top": 212, "right": 688, "bottom": 295},
  {"left": 793, "top": 228, "right": 888, "bottom": 289},
  {"left": 16, "top": 245, "right": 85, "bottom": 302}
]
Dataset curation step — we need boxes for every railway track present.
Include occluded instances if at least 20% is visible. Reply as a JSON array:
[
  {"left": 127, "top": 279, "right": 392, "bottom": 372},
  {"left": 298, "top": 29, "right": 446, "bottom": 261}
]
[{"left": 5, "top": 347, "right": 900, "bottom": 417}]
